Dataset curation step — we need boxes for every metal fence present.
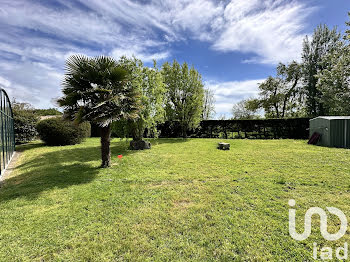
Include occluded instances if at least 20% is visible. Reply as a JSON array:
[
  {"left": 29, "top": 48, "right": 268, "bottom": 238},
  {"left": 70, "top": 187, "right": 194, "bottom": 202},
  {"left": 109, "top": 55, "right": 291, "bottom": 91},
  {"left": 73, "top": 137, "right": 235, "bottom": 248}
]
[{"left": 0, "top": 88, "right": 15, "bottom": 176}]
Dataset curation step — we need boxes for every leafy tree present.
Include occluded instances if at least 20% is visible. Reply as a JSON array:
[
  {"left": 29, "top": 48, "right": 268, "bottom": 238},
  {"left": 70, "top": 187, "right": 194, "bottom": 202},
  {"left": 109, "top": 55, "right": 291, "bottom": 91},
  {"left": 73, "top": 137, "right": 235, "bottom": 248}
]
[
  {"left": 58, "top": 55, "right": 140, "bottom": 167},
  {"left": 202, "top": 88, "right": 215, "bottom": 120},
  {"left": 12, "top": 100, "right": 39, "bottom": 144},
  {"left": 302, "top": 25, "right": 342, "bottom": 116},
  {"left": 275, "top": 61, "right": 304, "bottom": 117},
  {"left": 316, "top": 15, "right": 350, "bottom": 115},
  {"left": 250, "top": 61, "right": 303, "bottom": 118},
  {"left": 258, "top": 76, "right": 284, "bottom": 118},
  {"left": 231, "top": 99, "right": 259, "bottom": 119},
  {"left": 117, "top": 57, "right": 166, "bottom": 145},
  {"left": 162, "top": 60, "right": 204, "bottom": 137}
]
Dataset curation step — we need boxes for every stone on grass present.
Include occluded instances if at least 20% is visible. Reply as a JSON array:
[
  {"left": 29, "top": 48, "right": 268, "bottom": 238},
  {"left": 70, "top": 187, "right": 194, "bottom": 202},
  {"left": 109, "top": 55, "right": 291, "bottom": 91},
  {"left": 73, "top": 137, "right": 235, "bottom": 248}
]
[
  {"left": 129, "top": 140, "right": 151, "bottom": 150},
  {"left": 218, "top": 142, "right": 230, "bottom": 150}
]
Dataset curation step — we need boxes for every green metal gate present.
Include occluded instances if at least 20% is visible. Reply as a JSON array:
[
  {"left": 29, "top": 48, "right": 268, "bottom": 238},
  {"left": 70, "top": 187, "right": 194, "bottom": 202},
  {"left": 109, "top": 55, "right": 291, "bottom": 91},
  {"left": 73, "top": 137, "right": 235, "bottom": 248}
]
[{"left": 0, "top": 88, "right": 15, "bottom": 176}]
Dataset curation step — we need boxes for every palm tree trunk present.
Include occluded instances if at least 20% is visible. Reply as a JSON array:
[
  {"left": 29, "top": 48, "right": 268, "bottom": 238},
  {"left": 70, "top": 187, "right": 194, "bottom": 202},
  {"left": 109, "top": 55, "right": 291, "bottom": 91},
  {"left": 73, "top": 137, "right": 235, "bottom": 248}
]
[{"left": 100, "top": 124, "right": 111, "bottom": 168}]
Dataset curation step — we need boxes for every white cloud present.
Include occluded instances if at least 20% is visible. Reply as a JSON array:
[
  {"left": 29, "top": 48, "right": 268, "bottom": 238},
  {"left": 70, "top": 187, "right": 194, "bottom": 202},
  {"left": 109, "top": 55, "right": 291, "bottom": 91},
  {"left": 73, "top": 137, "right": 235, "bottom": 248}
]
[
  {"left": 143, "top": 0, "right": 313, "bottom": 64},
  {"left": 1, "top": 61, "right": 63, "bottom": 108},
  {"left": 163, "top": 0, "right": 224, "bottom": 41},
  {"left": 0, "top": 76, "right": 11, "bottom": 88},
  {"left": 0, "top": 0, "right": 316, "bottom": 109},
  {"left": 224, "top": 0, "right": 260, "bottom": 20},
  {"left": 0, "top": 0, "right": 171, "bottom": 63},
  {"left": 0, "top": 0, "right": 173, "bottom": 108},
  {"left": 205, "top": 79, "right": 264, "bottom": 118},
  {"left": 212, "top": 0, "right": 314, "bottom": 64},
  {"left": 0, "top": 1, "right": 122, "bottom": 46},
  {"left": 110, "top": 47, "right": 170, "bottom": 63}
]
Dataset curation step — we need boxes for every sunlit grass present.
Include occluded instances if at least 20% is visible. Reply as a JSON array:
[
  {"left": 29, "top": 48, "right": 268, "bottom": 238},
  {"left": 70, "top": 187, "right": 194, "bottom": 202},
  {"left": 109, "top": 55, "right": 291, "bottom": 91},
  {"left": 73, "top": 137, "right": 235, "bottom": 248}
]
[{"left": 0, "top": 138, "right": 350, "bottom": 261}]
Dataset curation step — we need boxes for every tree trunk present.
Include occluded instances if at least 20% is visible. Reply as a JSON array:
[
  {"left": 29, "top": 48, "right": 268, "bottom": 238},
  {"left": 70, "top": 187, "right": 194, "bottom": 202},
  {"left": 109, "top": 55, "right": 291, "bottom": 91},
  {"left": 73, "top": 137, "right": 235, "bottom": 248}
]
[
  {"left": 274, "top": 103, "right": 280, "bottom": 118},
  {"left": 100, "top": 125, "right": 111, "bottom": 168},
  {"left": 182, "top": 125, "right": 187, "bottom": 138}
]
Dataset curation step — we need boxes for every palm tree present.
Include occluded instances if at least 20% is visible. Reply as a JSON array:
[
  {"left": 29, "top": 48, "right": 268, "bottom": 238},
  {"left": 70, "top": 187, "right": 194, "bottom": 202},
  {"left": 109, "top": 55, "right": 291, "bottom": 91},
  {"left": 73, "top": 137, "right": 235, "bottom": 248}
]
[{"left": 58, "top": 55, "right": 140, "bottom": 167}]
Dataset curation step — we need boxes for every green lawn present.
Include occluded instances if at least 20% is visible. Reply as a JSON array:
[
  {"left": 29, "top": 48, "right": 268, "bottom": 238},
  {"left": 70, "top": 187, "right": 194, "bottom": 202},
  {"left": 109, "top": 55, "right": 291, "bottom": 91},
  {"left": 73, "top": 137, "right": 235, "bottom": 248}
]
[{"left": 1, "top": 138, "right": 350, "bottom": 261}]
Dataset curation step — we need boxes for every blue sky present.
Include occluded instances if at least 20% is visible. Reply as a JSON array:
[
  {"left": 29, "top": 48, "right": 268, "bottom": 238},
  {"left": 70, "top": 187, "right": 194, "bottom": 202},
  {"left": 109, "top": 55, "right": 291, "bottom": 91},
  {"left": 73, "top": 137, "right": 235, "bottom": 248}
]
[{"left": 0, "top": 0, "right": 349, "bottom": 118}]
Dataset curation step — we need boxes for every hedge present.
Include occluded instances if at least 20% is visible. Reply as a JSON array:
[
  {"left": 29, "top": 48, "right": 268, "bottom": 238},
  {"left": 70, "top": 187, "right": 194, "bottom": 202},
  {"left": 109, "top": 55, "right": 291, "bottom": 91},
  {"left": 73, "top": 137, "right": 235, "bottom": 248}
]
[
  {"left": 91, "top": 118, "right": 310, "bottom": 139},
  {"left": 157, "top": 118, "right": 310, "bottom": 139}
]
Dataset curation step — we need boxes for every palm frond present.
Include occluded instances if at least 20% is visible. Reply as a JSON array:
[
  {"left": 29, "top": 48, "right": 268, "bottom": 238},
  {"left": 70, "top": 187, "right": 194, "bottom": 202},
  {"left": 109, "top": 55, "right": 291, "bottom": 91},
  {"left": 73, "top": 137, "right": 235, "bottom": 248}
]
[{"left": 59, "top": 55, "right": 141, "bottom": 126}]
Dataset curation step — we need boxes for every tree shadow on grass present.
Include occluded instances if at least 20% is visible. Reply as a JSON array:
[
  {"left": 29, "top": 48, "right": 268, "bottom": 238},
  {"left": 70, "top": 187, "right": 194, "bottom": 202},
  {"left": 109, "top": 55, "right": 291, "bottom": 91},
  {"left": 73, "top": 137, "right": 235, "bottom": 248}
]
[
  {"left": 0, "top": 141, "right": 137, "bottom": 202},
  {"left": 15, "top": 141, "right": 46, "bottom": 152}
]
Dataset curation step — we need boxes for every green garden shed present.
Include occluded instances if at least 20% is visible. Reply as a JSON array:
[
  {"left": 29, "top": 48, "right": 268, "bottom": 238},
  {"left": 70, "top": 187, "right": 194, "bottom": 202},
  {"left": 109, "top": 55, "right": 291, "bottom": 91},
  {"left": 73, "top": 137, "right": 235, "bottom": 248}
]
[{"left": 309, "top": 116, "right": 350, "bottom": 148}]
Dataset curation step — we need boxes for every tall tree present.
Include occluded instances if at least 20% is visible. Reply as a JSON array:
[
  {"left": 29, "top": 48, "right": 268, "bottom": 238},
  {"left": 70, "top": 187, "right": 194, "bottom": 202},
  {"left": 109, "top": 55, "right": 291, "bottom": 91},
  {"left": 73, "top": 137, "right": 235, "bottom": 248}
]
[
  {"left": 250, "top": 61, "right": 303, "bottom": 118},
  {"left": 162, "top": 60, "right": 204, "bottom": 137},
  {"left": 257, "top": 76, "right": 284, "bottom": 118},
  {"left": 302, "top": 25, "right": 341, "bottom": 116},
  {"left": 276, "top": 61, "right": 304, "bottom": 117},
  {"left": 117, "top": 57, "right": 166, "bottom": 148},
  {"left": 58, "top": 55, "right": 140, "bottom": 167},
  {"left": 316, "top": 14, "right": 350, "bottom": 115},
  {"left": 202, "top": 88, "right": 215, "bottom": 120}
]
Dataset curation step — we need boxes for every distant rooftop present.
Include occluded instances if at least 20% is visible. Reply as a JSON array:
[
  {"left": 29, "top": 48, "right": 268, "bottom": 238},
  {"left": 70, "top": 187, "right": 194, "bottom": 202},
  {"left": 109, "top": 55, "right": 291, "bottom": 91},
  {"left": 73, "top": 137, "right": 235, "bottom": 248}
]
[{"left": 312, "top": 116, "right": 350, "bottom": 120}]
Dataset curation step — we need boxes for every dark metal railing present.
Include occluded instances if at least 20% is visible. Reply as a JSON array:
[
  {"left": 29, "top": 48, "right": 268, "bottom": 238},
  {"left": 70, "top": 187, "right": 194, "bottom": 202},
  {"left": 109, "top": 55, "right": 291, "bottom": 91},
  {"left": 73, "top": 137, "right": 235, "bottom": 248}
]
[{"left": 0, "top": 88, "right": 15, "bottom": 176}]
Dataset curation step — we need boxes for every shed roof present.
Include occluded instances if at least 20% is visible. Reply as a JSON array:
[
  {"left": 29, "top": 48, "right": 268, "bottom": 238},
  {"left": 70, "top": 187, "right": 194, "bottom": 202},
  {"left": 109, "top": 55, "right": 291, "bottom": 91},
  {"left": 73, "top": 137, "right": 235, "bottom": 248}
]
[{"left": 311, "top": 116, "right": 350, "bottom": 120}]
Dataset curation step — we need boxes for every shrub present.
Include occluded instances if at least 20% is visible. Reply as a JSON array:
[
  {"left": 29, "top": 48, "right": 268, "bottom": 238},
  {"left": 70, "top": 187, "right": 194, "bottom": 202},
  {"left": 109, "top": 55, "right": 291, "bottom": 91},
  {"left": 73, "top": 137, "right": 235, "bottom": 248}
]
[
  {"left": 79, "top": 121, "right": 91, "bottom": 138},
  {"left": 36, "top": 118, "right": 89, "bottom": 146},
  {"left": 13, "top": 101, "right": 39, "bottom": 144}
]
